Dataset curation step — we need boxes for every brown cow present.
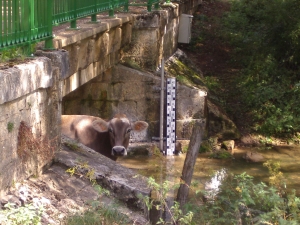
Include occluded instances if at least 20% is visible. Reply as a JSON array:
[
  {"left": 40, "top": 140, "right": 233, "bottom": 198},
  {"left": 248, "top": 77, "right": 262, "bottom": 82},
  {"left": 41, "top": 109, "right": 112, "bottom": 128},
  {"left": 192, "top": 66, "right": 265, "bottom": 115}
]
[{"left": 61, "top": 114, "right": 148, "bottom": 160}]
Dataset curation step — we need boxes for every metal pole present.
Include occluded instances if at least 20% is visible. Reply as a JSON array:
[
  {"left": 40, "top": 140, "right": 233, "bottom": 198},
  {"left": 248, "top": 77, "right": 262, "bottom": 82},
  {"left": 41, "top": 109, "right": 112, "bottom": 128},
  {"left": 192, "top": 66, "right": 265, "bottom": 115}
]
[{"left": 159, "top": 59, "right": 165, "bottom": 152}]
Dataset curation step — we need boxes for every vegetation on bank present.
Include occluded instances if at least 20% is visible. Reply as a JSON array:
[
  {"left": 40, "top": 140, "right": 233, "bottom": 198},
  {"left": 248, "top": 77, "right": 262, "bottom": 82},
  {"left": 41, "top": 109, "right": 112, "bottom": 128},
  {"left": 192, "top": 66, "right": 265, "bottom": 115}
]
[
  {"left": 1, "top": 160, "right": 299, "bottom": 224},
  {"left": 187, "top": 0, "right": 300, "bottom": 139},
  {"left": 190, "top": 164, "right": 300, "bottom": 224},
  {"left": 222, "top": 0, "right": 300, "bottom": 137},
  {"left": 138, "top": 160, "right": 300, "bottom": 225}
]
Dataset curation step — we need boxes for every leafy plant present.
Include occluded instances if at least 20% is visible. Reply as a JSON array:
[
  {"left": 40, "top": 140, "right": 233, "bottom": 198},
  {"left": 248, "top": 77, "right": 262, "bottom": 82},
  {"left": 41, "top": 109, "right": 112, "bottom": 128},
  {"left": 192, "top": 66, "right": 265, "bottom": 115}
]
[
  {"left": 65, "top": 142, "right": 80, "bottom": 151},
  {"left": 204, "top": 76, "right": 220, "bottom": 92},
  {"left": 0, "top": 202, "right": 44, "bottom": 225},
  {"left": 139, "top": 177, "right": 194, "bottom": 225},
  {"left": 221, "top": 0, "right": 300, "bottom": 137},
  {"left": 182, "top": 145, "right": 189, "bottom": 153},
  {"left": 7, "top": 122, "right": 14, "bottom": 133},
  {"left": 187, "top": 162, "right": 300, "bottom": 224},
  {"left": 66, "top": 160, "right": 97, "bottom": 185},
  {"left": 209, "top": 150, "right": 232, "bottom": 159},
  {"left": 65, "top": 162, "right": 129, "bottom": 225},
  {"left": 0, "top": 48, "right": 26, "bottom": 63},
  {"left": 263, "top": 160, "right": 285, "bottom": 195},
  {"left": 94, "top": 184, "right": 110, "bottom": 197},
  {"left": 0, "top": 43, "right": 36, "bottom": 63},
  {"left": 139, "top": 162, "right": 300, "bottom": 224}
]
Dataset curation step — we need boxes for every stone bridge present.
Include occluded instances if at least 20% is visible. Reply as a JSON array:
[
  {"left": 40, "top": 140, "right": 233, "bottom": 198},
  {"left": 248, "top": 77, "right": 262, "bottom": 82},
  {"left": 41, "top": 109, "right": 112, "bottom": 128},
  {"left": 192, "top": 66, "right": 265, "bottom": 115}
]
[{"left": 0, "top": 0, "right": 205, "bottom": 195}]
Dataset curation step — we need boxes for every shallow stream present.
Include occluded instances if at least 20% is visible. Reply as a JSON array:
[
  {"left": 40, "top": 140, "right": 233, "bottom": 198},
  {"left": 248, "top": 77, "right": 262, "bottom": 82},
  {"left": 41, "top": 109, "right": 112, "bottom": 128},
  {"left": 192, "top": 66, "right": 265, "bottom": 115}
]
[{"left": 118, "top": 145, "right": 300, "bottom": 196}]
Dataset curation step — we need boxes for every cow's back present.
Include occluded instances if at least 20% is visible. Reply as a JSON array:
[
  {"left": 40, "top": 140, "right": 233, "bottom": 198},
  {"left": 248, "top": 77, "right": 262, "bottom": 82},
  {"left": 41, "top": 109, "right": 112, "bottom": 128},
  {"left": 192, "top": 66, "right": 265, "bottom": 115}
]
[
  {"left": 62, "top": 115, "right": 95, "bottom": 138},
  {"left": 61, "top": 115, "right": 114, "bottom": 159}
]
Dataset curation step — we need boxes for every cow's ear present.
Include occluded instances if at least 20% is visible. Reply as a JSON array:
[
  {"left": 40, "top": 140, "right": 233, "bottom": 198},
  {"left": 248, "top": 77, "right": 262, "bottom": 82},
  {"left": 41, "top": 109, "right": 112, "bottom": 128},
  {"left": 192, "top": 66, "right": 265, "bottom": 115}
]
[
  {"left": 132, "top": 121, "right": 148, "bottom": 132},
  {"left": 92, "top": 119, "right": 109, "bottom": 133}
]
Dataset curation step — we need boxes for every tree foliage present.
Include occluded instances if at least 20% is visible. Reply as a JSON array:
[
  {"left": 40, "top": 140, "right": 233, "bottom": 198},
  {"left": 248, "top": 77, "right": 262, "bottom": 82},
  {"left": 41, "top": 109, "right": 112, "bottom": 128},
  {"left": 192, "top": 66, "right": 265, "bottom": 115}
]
[{"left": 223, "top": 0, "right": 300, "bottom": 136}]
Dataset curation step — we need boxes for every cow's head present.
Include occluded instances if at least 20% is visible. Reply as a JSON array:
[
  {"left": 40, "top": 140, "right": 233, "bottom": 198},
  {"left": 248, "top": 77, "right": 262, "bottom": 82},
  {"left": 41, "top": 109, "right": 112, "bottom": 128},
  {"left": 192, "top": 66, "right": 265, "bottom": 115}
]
[{"left": 92, "top": 114, "right": 148, "bottom": 157}]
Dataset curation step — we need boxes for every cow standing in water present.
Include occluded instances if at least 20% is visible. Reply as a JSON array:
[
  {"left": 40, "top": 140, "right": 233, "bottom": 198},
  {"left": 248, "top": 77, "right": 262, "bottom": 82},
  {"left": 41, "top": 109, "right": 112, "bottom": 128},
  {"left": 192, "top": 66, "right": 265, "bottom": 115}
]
[{"left": 61, "top": 114, "right": 148, "bottom": 161}]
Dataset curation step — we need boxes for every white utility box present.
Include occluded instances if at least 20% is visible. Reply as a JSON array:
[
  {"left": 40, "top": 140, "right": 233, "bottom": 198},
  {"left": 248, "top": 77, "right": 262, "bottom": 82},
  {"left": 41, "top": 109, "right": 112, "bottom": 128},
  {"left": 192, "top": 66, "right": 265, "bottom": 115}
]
[{"left": 178, "top": 14, "right": 193, "bottom": 44}]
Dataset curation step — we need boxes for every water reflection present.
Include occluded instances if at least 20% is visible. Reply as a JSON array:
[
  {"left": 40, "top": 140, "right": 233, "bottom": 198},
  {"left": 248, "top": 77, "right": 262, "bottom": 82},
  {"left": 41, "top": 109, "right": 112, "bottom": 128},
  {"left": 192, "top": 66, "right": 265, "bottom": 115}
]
[
  {"left": 204, "top": 168, "right": 227, "bottom": 201},
  {"left": 118, "top": 145, "right": 300, "bottom": 195}
]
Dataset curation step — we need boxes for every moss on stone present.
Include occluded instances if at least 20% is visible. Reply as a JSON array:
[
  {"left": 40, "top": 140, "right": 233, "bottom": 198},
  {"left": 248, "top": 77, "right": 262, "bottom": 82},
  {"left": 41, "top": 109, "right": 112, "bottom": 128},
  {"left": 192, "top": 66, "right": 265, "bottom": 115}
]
[
  {"left": 199, "top": 140, "right": 211, "bottom": 153},
  {"left": 210, "top": 150, "right": 233, "bottom": 159},
  {"left": 165, "top": 56, "right": 206, "bottom": 91}
]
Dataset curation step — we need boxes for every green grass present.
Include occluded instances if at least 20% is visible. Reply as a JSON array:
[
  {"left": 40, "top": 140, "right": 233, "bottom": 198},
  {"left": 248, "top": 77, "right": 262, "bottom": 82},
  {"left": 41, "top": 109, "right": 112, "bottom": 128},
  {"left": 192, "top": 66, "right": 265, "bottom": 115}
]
[{"left": 65, "top": 203, "right": 131, "bottom": 225}]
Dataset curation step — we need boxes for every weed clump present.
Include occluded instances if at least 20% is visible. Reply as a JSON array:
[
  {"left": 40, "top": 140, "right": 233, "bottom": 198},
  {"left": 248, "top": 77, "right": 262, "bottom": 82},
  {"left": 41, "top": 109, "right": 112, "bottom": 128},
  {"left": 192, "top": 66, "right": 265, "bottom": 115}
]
[
  {"left": 7, "top": 122, "right": 14, "bottom": 133},
  {"left": 17, "top": 121, "right": 55, "bottom": 163}
]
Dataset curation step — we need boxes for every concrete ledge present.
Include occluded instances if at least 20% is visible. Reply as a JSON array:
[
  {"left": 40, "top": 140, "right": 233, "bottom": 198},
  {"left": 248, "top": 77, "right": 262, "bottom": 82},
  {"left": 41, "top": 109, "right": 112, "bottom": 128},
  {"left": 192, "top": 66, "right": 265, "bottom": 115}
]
[
  {"left": 35, "top": 49, "right": 70, "bottom": 80},
  {"left": 53, "top": 15, "right": 133, "bottom": 49},
  {"left": 0, "top": 57, "right": 53, "bottom": 104},
  {"left": 57, "top": 135, "right": 151, "bottom": 211}
]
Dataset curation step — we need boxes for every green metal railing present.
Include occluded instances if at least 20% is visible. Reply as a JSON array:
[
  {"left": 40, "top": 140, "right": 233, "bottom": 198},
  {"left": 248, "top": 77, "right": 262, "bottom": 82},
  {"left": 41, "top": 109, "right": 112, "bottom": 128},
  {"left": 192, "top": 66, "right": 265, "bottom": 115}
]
[
  {"left": 1, "top": 0, "right": 52, "bottom": 52},
  {"left": 0, "top": 0, "right": 161, "bottom": 52},
  {"left": 124, "top": 0, "right": 160, "bottom": 12}
]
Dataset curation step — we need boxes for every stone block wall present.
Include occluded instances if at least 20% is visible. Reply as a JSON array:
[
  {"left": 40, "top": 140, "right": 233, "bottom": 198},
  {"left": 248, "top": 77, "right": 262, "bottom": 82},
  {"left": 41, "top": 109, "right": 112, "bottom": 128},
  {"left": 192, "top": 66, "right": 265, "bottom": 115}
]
[
  {"left": 0, "top": 51, "right": 66, "bottom": 196},
  {"left": 122, "top": 0, "right": 202, "bottom": 71},
  {"left": 62, "top": 64, "right": 207, "bottom": 141},
  {"left": 52, "top": 15, "right": 133, "bottom": 98}
]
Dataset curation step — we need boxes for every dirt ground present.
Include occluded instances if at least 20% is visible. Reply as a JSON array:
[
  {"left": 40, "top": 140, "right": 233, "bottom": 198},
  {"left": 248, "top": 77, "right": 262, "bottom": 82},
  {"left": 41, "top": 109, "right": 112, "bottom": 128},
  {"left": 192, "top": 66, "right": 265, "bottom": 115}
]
[
  {"left": 180, "top": 0, "right": 253, "bottom": 138},
  {"left": 0, "top": 148, "right": 149, "bottom": 225}
]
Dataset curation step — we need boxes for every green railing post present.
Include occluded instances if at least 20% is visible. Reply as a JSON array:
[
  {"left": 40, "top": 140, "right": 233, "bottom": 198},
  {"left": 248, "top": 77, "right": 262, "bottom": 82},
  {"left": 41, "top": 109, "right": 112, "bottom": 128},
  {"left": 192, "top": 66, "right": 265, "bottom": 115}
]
[
  {"left": 124, "top": 0, "right": 129, "bottom": 12},
  {"left": 109, "top": 0, "right": 114, "bottom": 17},
  {"left": 13, "top": 0, "right": 18, "bottom": 43},
  {"left": 20, "top": 0, "right": 33, "bottom": 55},
  {"left": 147, "top": 0, "right": 152, "bottom": 12},
  {"left": 91, "top": 14, "right": 97, "bottom": 22},
  {"left": 0, "top": 0, "right": 2, "bottom": 47},
  {"left": 2, "top": 0, "right": 132, "bottom": 51},
  {"left": 71, "top": 0, "right": 77, "bottom": 28},
  {"left": 45, "top": 0, "right": 54, "bottom": 49},
  {"left": 29, "top": 0, "right": 35, "bottom": 41},
  {"left": 8, "top": 0, "right": 12, "bottom": 45},
  {"left": 155, "top": 0, "right": 159, "bottom": 10},
  {"left": 70, "top": 20, "right": 77, "bottom": 29},
  {"left": 3, "top": 0, "right": 10, "bottom": 46},
  {"left": 91, "top": 0, "right": 97, "bottom": 22},
  {"left": 109, "top": 9, "right": 114, "bottom": 17}
]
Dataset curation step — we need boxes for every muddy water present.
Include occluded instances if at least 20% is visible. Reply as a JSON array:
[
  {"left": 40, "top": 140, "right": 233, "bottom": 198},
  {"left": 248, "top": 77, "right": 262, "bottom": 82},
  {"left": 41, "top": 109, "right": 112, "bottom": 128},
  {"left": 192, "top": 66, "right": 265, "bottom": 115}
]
[{"left": 118, "top": 145, "right": 300, "bottom": 195}]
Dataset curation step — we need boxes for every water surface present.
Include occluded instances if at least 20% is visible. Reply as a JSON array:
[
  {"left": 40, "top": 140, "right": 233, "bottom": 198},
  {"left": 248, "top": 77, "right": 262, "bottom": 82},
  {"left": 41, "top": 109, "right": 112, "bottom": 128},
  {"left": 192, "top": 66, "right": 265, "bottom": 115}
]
[{"left": 118, "top": 145, "right": 300, "bottom": 195}]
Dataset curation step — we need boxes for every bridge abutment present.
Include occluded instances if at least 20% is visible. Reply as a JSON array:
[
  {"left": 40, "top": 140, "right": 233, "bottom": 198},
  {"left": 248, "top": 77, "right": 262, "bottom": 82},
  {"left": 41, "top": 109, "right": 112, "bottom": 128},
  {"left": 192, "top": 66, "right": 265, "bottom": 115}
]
[{"left": 0, "top": 0, "right": 203, "bottom": 195}]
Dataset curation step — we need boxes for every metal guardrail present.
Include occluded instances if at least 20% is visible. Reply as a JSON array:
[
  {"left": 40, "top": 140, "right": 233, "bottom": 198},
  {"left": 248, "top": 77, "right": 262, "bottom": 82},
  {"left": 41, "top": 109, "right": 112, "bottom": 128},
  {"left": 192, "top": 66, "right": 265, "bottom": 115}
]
[
  {"left": 125, "top": 0, "right": 159, "bottom": 12},
  {"left": 0, "top": 0, "right": 52, "bottom": 52},
  {"left": 0, "top": 0, "right": 162, "bottom": 53}
]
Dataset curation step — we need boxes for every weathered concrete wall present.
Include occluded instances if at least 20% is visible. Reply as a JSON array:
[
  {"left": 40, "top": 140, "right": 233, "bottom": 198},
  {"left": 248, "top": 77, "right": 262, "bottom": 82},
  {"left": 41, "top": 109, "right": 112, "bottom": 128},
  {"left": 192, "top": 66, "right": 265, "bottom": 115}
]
[
  {"left": 52, "top": 16, "right": 133, "bottom": 97},
  {"left": 122, "top": 0, "right": 202, "bottom": 70},
  {"left": 0, "top": 51, "right": 67, "bottom": 196}
]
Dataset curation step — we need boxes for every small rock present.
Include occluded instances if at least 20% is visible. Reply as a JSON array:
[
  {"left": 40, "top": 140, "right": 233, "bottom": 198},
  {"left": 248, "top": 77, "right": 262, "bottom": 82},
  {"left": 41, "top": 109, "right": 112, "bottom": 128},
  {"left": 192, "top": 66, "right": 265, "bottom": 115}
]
[
  {"left": 243, "top": 151, "right": 266, "bottom": 163},
  {"left": 222, "top": 140, "right": 235, "bottom": 154}
]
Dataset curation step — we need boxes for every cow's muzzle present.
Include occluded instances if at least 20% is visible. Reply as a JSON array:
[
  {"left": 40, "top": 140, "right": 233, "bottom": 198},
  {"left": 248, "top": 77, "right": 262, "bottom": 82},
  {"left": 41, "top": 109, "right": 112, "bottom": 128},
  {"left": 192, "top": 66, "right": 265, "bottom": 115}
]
[{"left": 112, "top": 146, "right": 127, "bottom": 156}]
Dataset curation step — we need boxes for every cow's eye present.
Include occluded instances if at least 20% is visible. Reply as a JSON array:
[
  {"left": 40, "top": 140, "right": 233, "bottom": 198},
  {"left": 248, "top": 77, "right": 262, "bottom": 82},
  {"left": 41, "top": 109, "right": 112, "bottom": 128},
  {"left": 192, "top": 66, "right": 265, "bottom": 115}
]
[
  {"left": 126, "top": 128, "right": 132, "bottom": 133},
  {"left": 108, "top": 128, "right": 113, "bottom": 133}
]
